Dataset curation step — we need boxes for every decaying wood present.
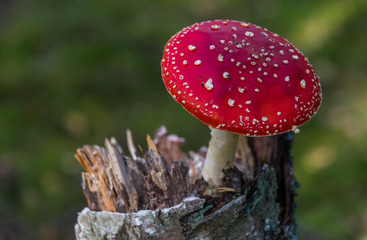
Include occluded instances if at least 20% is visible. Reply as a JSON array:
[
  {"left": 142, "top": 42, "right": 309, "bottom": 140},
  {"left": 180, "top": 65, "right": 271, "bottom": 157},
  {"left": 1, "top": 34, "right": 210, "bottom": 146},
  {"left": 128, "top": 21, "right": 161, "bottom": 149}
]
[
  {"left": 75, "top": 126, "right": 194, "bottom": 213},
  {"left": 75, "top": 126, "right": 298, "bottom": 239}
]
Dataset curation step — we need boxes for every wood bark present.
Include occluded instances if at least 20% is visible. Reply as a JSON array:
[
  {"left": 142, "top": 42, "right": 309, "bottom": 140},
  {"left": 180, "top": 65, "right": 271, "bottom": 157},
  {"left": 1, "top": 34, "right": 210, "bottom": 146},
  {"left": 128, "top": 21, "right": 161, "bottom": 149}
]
[{"left": 75, "top": 126, "right": 298, "bottom": 239}]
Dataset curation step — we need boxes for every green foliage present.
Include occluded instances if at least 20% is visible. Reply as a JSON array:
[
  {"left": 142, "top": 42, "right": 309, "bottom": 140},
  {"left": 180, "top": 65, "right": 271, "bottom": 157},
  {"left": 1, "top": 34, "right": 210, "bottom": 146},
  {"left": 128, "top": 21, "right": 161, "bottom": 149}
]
[{"left": 1, "top": 0, "right": 367, "bottom": 239}]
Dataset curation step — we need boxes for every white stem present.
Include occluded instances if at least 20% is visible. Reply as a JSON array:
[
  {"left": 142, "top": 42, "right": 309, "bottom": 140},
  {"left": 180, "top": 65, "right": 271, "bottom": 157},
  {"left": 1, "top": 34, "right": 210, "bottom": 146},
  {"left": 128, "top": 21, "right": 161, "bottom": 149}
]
[{"left": 202, "top": 127, "right": 239, "bottom": 186}]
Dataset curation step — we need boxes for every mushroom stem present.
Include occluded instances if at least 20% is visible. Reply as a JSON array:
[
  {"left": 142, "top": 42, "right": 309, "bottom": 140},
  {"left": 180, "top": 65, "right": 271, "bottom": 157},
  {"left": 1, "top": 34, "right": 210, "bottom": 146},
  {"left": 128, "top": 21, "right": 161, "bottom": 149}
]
[{"left": 202, "top": 127, "right": 239, "bottom": 186}]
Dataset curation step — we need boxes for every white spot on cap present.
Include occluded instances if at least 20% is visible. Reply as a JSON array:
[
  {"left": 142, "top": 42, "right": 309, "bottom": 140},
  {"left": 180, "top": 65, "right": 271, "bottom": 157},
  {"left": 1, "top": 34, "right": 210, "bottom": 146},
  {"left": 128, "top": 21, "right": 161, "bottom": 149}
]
[
  {"left": 279, "top": 50, "right": 284, "bottom": 55},
  {"left": 257, "top": 78, "right": 262, "bottom": 83},
  {"left": 245, "top": 100, "right": 251, "bottom": 104},
  {"left": 241, "top": 22, "right": 250, "bottom": 28},
  {"left": 292, "top": 55, "right": 299, "bottom": 60},
  {"left": 218, "top": 54, "right": 224, "bottom": 62},
  {"left": 292, "top": 125, "right": 300, "bottom": 133},
  {"left": 210, "top": 45, "right": 215, "bottom": 50},
  {"left": 188, "top": 45, "right": 196, "bottom": 51},
  {"left": 273, "top": 74, "right": 278, "bottom": 78},
  {"left": 183, "top": 60, "right": 187, "bottom": 65},
  {"left": 223, "top": 72, "right": 230, "bottom": 79},
  {"left": 305, "top": 69, "right": 310, "bottom": 74},
  {"left": 205, "top": 78, "right": 214, "bottom": 91},
  {"left": 240, "top": 77, "right": 245, "bottom": 81},
  {"left": 238, "top": 87, "right": 245, "bottom": 93},
  {"left": 245, "top": 31, "right": 254, "bottom": 37},
  {"left": 194, "top": 60, "right": 201, "bottom": 65},
  {"left": 228, "top": 99, "right": 235, "bottom": 107},
  {"left": 277, "top": 112, "right": 281, "bottom": 116},
  {"left": 262, "top": 117, "right": 268, "bottom": 121},
  {"left": 283, "top": 60, "right": 289, "bottom": 64},
  {"left": 285, "top": 76, "right": 290, "bottom": 82},
  {"left": 212, "top": 105, "right": 219, "bottom": 109},
  {"left": 211, "top": 25, "right": 220, "bottom": 30},
  {"left": 300, "top": 79, "right": 306, "bottom": 89}
]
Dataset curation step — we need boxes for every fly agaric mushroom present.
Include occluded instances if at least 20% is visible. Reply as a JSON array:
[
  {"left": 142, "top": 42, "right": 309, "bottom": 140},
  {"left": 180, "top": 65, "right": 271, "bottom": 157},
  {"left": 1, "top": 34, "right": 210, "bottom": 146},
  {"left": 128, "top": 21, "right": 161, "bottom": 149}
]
[{"left": 161, "top": 20, "right": 322, "bottom": 186}]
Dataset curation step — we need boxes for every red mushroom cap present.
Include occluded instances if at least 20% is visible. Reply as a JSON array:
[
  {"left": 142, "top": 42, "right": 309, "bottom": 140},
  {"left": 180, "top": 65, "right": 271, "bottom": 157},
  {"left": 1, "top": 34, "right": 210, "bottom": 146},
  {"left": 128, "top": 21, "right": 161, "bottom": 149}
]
[{"left": 161, "top": 20, "right": 322, "bottom": 136}]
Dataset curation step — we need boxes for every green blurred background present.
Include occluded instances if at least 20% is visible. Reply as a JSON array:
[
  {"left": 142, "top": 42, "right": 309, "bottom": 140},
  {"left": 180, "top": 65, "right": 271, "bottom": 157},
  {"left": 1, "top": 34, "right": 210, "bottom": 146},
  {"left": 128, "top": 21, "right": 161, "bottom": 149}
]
[{"left": 0, "top": 0, "right": 366, "bottom": 239}]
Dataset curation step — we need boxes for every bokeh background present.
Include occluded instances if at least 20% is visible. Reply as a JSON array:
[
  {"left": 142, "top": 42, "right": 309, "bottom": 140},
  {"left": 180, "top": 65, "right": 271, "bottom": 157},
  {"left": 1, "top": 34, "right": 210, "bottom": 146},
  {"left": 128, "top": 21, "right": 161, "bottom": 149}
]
[{"left": 0, "top": 0, "right": 366, "bottom": 239}]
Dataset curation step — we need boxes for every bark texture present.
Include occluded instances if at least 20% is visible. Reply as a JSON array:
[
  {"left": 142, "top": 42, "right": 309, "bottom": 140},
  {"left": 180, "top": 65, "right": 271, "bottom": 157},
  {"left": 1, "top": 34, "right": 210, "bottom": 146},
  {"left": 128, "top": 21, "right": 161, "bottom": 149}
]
[{"left": 75, "top": 126, "right": 298, "bottom": 240}]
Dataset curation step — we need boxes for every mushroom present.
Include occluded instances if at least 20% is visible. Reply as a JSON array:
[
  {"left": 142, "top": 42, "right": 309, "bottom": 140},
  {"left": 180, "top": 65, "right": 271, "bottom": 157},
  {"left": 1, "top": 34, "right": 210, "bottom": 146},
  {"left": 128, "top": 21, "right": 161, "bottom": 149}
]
[{"left": 161, "top": 20, "right": 322, "bottom": 186}]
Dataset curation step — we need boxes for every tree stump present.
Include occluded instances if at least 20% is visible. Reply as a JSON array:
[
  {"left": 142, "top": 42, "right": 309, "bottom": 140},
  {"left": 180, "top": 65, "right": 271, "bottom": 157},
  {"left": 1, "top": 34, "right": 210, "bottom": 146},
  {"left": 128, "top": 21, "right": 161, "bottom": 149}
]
[{"left": 74, "top": 126, "right": 298, "bottom": 239}]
